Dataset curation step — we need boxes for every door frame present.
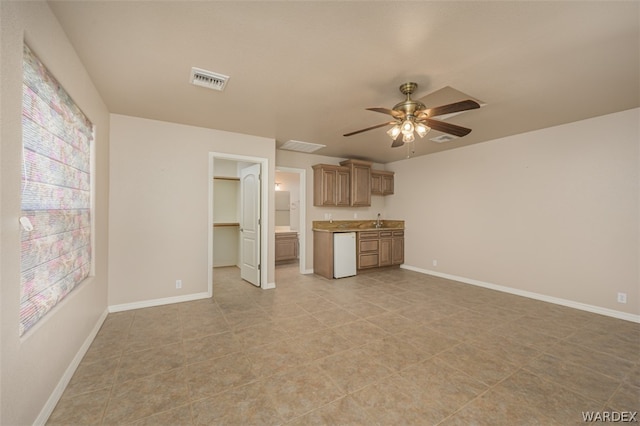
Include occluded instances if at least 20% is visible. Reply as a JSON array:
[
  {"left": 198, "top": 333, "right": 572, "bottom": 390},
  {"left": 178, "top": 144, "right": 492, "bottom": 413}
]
[
  {"left": 275, "top": 166, "right": 307, "bottom": 274},
  {"left": 209, "top": 152, "right": 270, "bottom": 295}
]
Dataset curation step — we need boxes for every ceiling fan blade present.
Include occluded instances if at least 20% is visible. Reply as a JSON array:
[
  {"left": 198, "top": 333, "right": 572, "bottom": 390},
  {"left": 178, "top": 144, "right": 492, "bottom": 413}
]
[
  {"left": 366, "top": 107, "right": 405, "bottom": 119},
  {"left": 418, "top": 99, "right": 480, "bottom": 119},
  {"left": 391, "top": 134, "right": 404, "bottom": 148},
  {"left": 423, "top": 118, "right": 472, "bottom": 137},
  {"left": 343, "top": 121, "right": 396, "bottom": 137}
]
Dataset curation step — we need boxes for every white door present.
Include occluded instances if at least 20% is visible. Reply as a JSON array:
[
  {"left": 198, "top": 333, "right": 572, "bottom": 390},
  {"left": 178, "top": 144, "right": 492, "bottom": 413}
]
[{"left": 240, "top": 163, "right": 261, "bottom": 286}]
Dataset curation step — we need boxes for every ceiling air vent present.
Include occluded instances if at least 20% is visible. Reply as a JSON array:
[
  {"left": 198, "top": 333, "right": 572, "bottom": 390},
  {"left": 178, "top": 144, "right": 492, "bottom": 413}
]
[
  {"left": 190, "top": 67, "right": 229, "bottom": 91},
  {"left": 430, "top": 134, "right": 459, "bottom": 144},
  {"left": 279, "top": 140, "right": 326, "bottom": 153}
]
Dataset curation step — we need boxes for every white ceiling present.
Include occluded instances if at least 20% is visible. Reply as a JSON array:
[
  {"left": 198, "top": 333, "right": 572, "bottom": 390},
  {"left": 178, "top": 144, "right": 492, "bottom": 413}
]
[{"left": 49, "top": 1, "right": 639, "bottom": 164}]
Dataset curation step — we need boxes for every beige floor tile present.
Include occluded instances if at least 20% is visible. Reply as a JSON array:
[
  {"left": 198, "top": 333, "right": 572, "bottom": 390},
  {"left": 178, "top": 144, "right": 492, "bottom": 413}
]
[
  {"left": 360, "top": 336, "right": 429, "bottom": 372},
  {"left": 130, "top": 404, "right": 193, "bottom": 426},
  {"left": 287, "top": 395, "right": 374, "bottom": 426},
  {"left": 489, "top": 368, "right": 604, "bottom": 424},
  {"left": 46, "top": 387, "right": 110, "bottom": 426},
  {"left": 182, "top": 331, "right": 242, "bottom": 365},
  {"left": 365, "top": 311, "right": 421, "bottom": 334},
  {"left": 292, "top": 328, "right": 353, "bottom": 360},
  {"left": 332, "top": 319, "right": 389, "bottom": 347},
  {"left": 232, "top": 321, "right": 290, "bottom": 349},
  {"left": 565, "top": 327, "right": 640, "bottom": 363},
  {"left": 64, "top": 355, "right": 120, "bottom": 397},
  {"left": 264, "top": 364, "right": 344, "bottom": 421},
  {"left": 436, "top": 342, "right": 519, "bottom": 386},
  {"left": 48, "top": 264, "right": 638, "bottom": 425},
  {"left": 542, "top": 339, "right": 636, "bottom": 381},
  {"left": 116, "top": 342, "right": 185, "bottom": 384},
  {"left": 180, "top": 312, "right": 231, "bottom": 340},
  {"left": 311, "top": 306, "right": 360, "bottom": 327},
  {"left": 273, "top": 313, "right": 328, "bottom": 337},
  {"left": 351, "top": 374, "right": 442, "bottom": 425},
  {"left": 185, "top": 353, "right": 256, "bottom": 399},
  {"left": 318, "top": 346, "right": 394, "bottom": 393},
  {"left": 606, "top": 382, "right": 640, "bottom": 412},
  {"left": 222, "top": 308, "right": 271, "bottom": 331},
  {"left": 294, "top": 296, "right": 340, "bottom": 314},
  {"left": 191, "top": 381, "right": 282, "bottom": 425},
  {"left": 245, "top": 338, "right": 309, "bottom": 378},
  {"left": 488, "top": 321, "right": 559, "bottom": 349},
  {"left": 400, "top": 357, "right": 488, "bottom": 416},
  {"left": 103, "top": 368, "right": 190, "bottom": 424},
  {"left": 397, "top": 326, "right": 460, "bottom": 356},
  {"left": 524, "top": 353, "right": 621, "bottom": 404},
  {"left": 467, "top": 332, "right": 542, "bottom": 366},
  {"left": 125, "top": 322, "right": 183, "bottom": 353},
  {"left": 339, "top": 300, "right": 389, "bottom": 319}
]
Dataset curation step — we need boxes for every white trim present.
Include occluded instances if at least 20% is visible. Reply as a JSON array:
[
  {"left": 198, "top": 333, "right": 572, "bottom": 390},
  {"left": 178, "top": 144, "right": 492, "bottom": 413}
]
[
  {"left": 303, "top": 268, "right": 314, "bottom": 275},
  {"left": 274, "top": 166, "right": 307, "bottom": 275},
  {"left": 401, "top": 264, "right": 640, "bottom": 324},
  {"left": 35, "top": 309, "right": 109, "bottom": 425},
  {"left": 108, "top": 292, "right": 210, "bottom": 313},
  {"left": 262, "top": 282, "right": 276, "bottom": 290}
]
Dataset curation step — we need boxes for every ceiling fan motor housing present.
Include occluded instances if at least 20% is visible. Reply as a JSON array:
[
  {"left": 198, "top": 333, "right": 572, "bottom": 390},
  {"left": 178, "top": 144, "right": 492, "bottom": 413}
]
[{"left": 394, "top": 82, "right": 426, "bottom": 117}]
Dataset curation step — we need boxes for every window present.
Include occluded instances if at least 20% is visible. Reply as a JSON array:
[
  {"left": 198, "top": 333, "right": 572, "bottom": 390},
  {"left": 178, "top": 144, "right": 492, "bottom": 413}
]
[{"left": 19, "top": 44, "right": 93, "bottom": 336}]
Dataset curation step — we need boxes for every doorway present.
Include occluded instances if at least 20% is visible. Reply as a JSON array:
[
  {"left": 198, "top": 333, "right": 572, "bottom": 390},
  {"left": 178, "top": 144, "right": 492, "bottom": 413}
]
[
  {"left": 209, "top": 153, "right": 270, "bottom": 294},
  {"left": 275, "top": 166, "right": 307, "bottom": 274}
]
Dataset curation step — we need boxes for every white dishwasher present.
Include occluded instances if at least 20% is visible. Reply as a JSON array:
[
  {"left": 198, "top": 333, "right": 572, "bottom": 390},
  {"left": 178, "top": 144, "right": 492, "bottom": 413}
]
[{"left": 333, "top": 232, "right": 357, "bottom": 278}]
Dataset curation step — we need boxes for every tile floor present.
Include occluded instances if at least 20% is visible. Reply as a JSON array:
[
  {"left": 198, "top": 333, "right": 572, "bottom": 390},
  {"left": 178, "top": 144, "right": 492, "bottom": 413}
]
[{"left": 48, "top": 264, "right": 639, "bottom": 425}]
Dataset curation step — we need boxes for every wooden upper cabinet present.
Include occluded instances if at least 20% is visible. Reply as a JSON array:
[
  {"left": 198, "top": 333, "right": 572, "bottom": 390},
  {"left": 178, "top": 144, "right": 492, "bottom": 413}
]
[
  {"left": 313, "top": 160, "right": 392, "bottom": 206},
  {"left": 313, "top": 164, "right": 351, "bottom": 206},
  {"left": 339, "top": 159, "right": 372, "bottom": 207},
  {"left": 371, "top": 170, "right": 394, "bottom": 195}
]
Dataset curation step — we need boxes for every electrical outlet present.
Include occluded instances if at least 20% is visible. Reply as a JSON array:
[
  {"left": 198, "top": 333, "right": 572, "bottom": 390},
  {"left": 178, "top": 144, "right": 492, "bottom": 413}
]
[
  {"left": 176, "top": 280, "right": 182, "bottom": 289},
  {"left": 432, "top": 259, "right": 438, "bottom": 267},
  {"left": 617, "top": 292, "right": 627, "bottom": 304}
]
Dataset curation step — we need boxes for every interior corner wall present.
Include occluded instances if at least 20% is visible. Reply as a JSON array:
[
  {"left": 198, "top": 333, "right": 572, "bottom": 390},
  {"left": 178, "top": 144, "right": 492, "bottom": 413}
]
[
  {"left": 0, "top": 2, "right": 111, "bottom": 424},
  {"left": 386, "top": 108, "right": 639, "bottom": 317},
  {"left": 108, "top": 114, "right": 276, "bottom": 306},
  {"left": 275, "top": 150, "right": 388, "bottom": 272}
]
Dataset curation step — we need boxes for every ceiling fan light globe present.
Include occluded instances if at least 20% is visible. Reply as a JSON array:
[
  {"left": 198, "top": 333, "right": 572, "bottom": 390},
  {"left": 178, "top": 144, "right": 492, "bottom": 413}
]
[
  {"left": 402, "top": 132, "right": 415, "bottom": 143},
  {"left": 415, "top": 123, "right": 430, "bottom": 138},
  {"left": 401, "top": 119, "right": 414, "bottom": 135},
  {"left": 387, "top": 124, "right": 401, "bottom": 139}
]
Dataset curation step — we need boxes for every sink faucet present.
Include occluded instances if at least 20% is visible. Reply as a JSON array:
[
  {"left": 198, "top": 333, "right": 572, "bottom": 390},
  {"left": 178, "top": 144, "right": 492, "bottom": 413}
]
[{"left": 375, "top": 213, "right": 382, "bottom": 228}]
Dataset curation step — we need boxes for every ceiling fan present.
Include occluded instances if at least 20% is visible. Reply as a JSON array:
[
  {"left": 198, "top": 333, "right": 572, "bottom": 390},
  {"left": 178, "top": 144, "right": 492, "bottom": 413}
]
[{"left": 344, "top": 82, "right": 480, "bottom": 148}]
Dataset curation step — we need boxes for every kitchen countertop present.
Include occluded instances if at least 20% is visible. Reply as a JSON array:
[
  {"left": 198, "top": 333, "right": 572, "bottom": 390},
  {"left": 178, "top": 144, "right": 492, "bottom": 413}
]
[
  {"left": 275, "top": 226, "right": 298, "bottom": 234},
  {"left": 312, "top": 220, "right": 404, "bottom": 233}
]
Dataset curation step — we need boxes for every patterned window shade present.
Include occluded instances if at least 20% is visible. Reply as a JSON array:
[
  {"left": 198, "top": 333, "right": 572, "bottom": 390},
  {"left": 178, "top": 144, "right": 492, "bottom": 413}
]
[{"left": 20, "top": 44, "right": 93, "bottom": 336}]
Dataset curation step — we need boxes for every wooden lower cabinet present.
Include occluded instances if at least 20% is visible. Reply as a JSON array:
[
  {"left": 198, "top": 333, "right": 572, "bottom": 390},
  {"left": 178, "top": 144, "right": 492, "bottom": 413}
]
[
  {"left": 357, "top": 230, "right": 404, "bottom": 270},
  {"left": 275, "top": 232, "right": 298, "bottom": 263},
  {"left": 391, "top": 232, "right": 404, "bottom": 265}
]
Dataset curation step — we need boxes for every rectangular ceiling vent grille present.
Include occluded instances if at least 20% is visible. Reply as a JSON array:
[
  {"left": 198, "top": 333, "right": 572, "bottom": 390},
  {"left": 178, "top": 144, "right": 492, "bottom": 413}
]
[
  {"left": 190, "top": 67, "right": 229, "bottom": 91},
  {"left": 279, "top": 140, "right": 326, "bottom": 153},
  {"left": 430, "top": 134, "right": 458, "bottom": 143}
]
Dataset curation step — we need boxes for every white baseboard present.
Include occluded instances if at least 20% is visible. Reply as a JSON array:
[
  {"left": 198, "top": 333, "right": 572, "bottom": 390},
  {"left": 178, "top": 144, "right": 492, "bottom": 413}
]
[
  {"left": 401, "top": 264, "right": 640, "bottom": 324},
  {"left": 35, "top": 309, "right": 109, "bottom": 425},
  {"left": 108, "top": 292, "right": 211, "bottom": 313},
  {"left": 303, "top": 268, "right": 314, "bottom": 275},
  {"left": 262, "top": 282, "right": 276, "bottom": 290}
]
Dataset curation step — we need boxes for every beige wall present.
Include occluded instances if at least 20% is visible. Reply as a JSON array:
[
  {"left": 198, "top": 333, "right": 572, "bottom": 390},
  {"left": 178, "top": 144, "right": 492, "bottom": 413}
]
[
  {"left": 108, "top": 114, "right": 276, "bottom": 305},
  {"left": 276, "top": 150, "right": 388, "bottom": 271},
  {"left": 0, "top": 2, "right": 111, "bottom": 424},
  {"left": 386, "top": 109, "right": 639, "bottom": 317}
]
